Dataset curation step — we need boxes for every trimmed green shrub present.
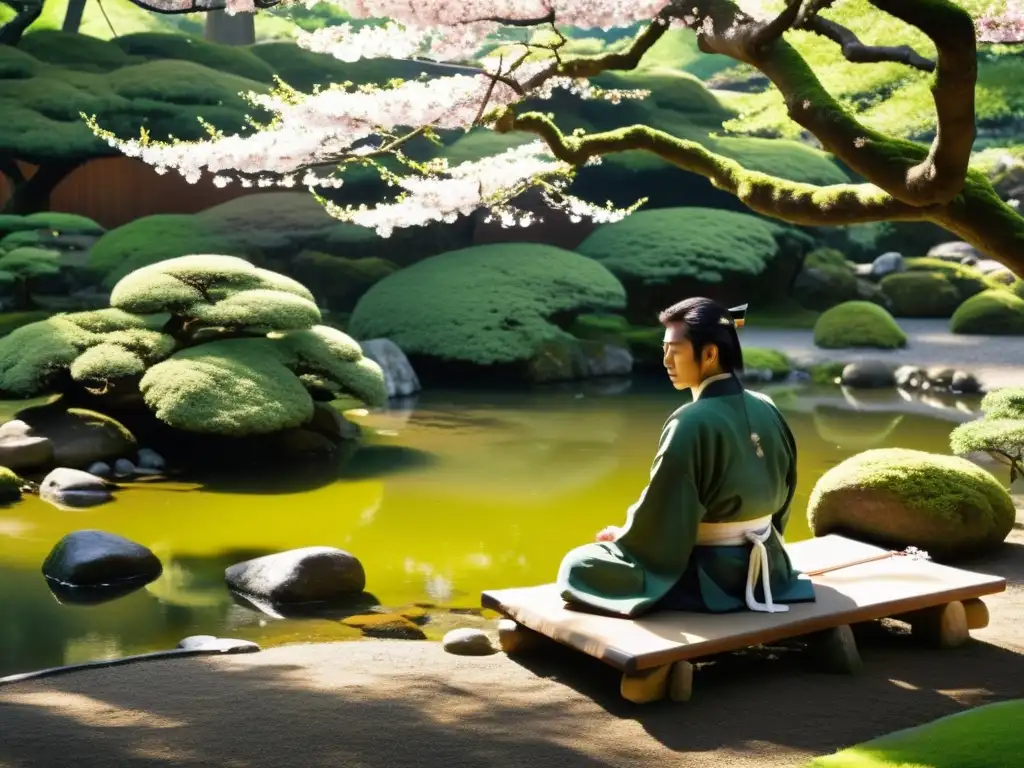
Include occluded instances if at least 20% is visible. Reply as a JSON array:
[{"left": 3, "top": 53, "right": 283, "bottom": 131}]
[
  {"left": 950, "top": 387, "right": 1024, "bottom": 483},
  {"left": 813, "top": 301, "right": 907, "bottom": 349},
  {"left": 903, "top": 256, "right": 1002, "bottom": 300},
  {"left": 950, "top": 289, "right": 1024, "bottom": 335},
  {"left": 879, "top": 271, "right": 961, "bottom": 317},
  {"left": 804, "top": 248, "right": 850, "bottom": 269},
  {"left": 0, "top": 255, "right": 385, "bottom": 436},
  {"left": 808, "top": 447, "right": 1016, "bottom": 560},
  {"left": 348, "top": 243, "right": 626, "bottom": 368},
  {"left": 289, "top": 252, "right": 398, "bottom": 312}
]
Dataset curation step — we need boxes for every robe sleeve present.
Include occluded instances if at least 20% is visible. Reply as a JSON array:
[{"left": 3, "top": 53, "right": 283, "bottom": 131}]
[
  {"left": 613, "top": 413, "right": 707, "bottom": 576},
  {"left": 768, "top": 402, "right": 798, "bottom": 535}
]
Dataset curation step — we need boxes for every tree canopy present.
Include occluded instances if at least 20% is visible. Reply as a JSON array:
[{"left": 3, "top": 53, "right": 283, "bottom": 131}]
[{"left": 84, "top": 0, "right": 1024, "bottom": 276}]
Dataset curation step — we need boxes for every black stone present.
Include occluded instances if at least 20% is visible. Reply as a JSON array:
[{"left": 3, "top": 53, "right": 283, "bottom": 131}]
[{"left": 42, "top": 530, "right": 162, "bottom": 588}]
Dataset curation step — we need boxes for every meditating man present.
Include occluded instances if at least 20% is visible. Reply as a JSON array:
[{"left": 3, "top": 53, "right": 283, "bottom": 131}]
[{"left": 556, "top": 297, "right": 815, "bottom": 617}]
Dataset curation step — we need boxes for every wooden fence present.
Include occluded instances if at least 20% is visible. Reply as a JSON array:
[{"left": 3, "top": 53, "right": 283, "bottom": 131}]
[{"left": 0, "top": 157, "right": 260, "bottom": 229}]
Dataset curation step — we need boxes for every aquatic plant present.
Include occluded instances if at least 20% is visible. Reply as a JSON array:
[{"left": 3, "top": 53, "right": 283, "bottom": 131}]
[
  {"left": 0, "top": 255, "right": 387, "bottom": 437},
  {"left": 812, "top": 301, "right": 908, "bottom": 350},
  {"left": 950, "top": 387, "right": 1024, "bottom": 483}
]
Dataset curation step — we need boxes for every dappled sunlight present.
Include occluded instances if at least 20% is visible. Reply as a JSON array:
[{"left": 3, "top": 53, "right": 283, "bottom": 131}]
[{"left": 0, "top": 690, "right": 184, "bottom": 730}]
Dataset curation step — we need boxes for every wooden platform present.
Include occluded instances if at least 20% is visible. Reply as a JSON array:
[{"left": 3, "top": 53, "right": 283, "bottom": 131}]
[{"left": 481, "top": 535, "right": 1006, "bottom": 680}]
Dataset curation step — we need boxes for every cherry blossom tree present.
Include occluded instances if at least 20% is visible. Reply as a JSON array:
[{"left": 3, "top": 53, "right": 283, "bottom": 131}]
[{"left": 86, "top": 0, "right": 1024, "bottom": 275}]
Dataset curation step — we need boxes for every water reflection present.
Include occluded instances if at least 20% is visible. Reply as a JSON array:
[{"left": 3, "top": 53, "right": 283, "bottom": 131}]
[{"left": 0, "top": 381, "right": 1002, "bottom": 678}]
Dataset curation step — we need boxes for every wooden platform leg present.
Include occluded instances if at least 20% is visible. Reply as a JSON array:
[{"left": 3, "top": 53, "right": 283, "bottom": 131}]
[
  {"left": 620, "top": 664, "right": 670, "bottom": 704},
  {"left": 901, "top": 601, "right": 971, "bottom": 649},
  {"left": 668, "top": 660, "right": 694, "bottom": 702},
  {"left": 497, "top": 619, "right": 544, "bottom": 655},
  {"left": 962, "top": 598, "right": 990, "bottom": 630},
  {"left": 805, "top": 625, "right": 863, "bottom": 674}
]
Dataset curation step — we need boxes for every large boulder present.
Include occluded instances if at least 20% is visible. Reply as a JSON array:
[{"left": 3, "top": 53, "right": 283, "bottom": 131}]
[
  {"left": 869, "top": 251, "right": 905, "bottom": 279},
  {"left": 813, "top": 301, "right": 907, "bottom": 349},
  {"left": 42, "top": 530, "right": 162, "bottom": 587},
  {"left": 358, "top": 338, "right": 421, "bottom": 398},
  {"left": 224, "top": 546, "right": 367, "bottom": 605},
  {"left": 13, "top": 404, "right": 137, "bottom": 469},
  {"left": 348, "top": 244, "right": 627, "bottom": 386},
  {"left": 840, "top": 360, "right": 896, "bottom": 389},
  {"left": 574, "top": 207, "right": 811, "bottom": 321},
  {"left": 808, "top": 448, "right": 1016, "bottom": 560},
  {"left": 927, "top": 241, "right": 982, "bottom": 263}
]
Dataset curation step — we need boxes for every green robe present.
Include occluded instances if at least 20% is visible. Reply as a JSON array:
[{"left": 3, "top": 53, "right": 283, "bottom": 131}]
[{"left": 556, "top": 374, "right": 815, "bottom": 617}]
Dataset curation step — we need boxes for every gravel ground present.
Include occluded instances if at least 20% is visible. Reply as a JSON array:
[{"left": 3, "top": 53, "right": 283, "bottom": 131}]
[{"left": 742, "top": 319, "right": 1024, "bottom": 390}]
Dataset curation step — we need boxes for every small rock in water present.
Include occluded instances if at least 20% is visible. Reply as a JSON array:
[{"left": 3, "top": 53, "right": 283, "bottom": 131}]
[
  {"left": 927, "top": 367, "right": 957, "bottom": 391},
  {"left": 137, "top": 448, "right": 166, "bottom": 471},
  {"left": 225, "top": 546, "right": 366, "bottom": 604},
  {"left": 841, "top": 360, "right": 896, "bottom": 389},
  {"left": 177, "top": 635, "right": 261, "bottom": 654},
  {"left": 39, "top": 467, "right": 117, "bottom": 508},
  {"left": 42, "top": 529, "right": 162, "bottom": 587},
  {"left": 442, "top": 628, "right": 497, "bottom": 656},
  {"left": 87, "top": 461, "right": 112, "bottom": 478},
  {"left": 113, "top": 458, "right": 136, "bottom": 477},
  {"left": 951, "top": 371, "right": 981, "bottom": 394},
  {"left": 894, "top": 365, "right": 927, "bottom": 390}
]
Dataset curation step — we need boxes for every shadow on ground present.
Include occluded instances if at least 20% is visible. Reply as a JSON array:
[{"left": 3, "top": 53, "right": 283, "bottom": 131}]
[{"left": 1, "top": 535, "right": 1021, "bottom": 768}]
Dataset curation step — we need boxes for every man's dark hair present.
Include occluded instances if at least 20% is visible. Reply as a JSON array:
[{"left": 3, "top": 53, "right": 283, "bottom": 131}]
[{"left": 658, "top": 297, "right": 744, "bottom": 373}]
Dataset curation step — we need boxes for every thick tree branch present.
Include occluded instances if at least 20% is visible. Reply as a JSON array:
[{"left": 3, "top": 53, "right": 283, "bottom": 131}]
[
  {"left": 122, "top": 0, "right": 279, "bottom": 15},
  {"left": 0, "top": 0, "right": 43, "bottom": 45},
  {"left": 801, "top": 16, "right": 935, "bottom": 71},
  {"left": 493, "top": 108, "right": 932, "bottom": 226},
  {"left": 865, "top": 0, "right": 977, "bottom": 205}
]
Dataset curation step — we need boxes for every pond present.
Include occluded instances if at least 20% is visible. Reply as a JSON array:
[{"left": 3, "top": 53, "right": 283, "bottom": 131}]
[{"left": 0, "top": 377, "right": 995, "bottom": 678}]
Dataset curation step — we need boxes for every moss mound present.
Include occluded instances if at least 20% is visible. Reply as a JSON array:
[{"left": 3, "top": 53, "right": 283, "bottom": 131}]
[
  {"left": 87, "top": 192, "right": 474, "bottom": 288},
  {"left": 950, "top": 289, "right": 1024, "bottom": 335},
  {"left": 813, "top": 302, "right": 907, "bottom": 349},
  {"left": 0, "top": 212, "right": 104, "bottom": 239},
  {"left": 903, "top": 257, "right": 1000, "bottom": 300},
  {"left": 879, "top": 271, "right": 962, "bottom": 318},
  {"left": 807, "top": 699, "right": 1024, "bottom": 768},
  {"left": 807, "top": 448, "right": 1016, "bottom": 560},
  {"left": 576, "top": 207, "right": 808, "bottom": 320},
  {"left": 348, "top": 243, "right": 626, "bottom": 380}
]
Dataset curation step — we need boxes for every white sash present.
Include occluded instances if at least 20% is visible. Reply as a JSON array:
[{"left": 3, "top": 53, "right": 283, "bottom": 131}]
[{"left": 695, "top": 515, "right": 789, "bottom": 614}]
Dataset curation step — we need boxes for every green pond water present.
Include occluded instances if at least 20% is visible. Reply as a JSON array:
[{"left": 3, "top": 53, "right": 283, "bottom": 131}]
[{"left": 0, "top": 378, "right": 995, "bottom": 677}]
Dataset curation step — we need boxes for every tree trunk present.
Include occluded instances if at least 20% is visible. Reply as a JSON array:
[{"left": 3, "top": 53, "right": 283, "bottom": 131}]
[
  {"left": 0, "top": 160, "right": 81, "bottom": 215},
  {"left": 204, "top": 9, "right": 255, "bottom": 46},
  {"left": 62, "top": 0, "right": 87, "bottom": 33}
]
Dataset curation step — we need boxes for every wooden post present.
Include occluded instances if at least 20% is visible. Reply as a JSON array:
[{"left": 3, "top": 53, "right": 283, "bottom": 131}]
[
  {"left": 901, "top": 601, "right": 970, "bottom": 648},
  {"left": 962, "top": 598, "right": 989, "bottom": 630},
  {"left": 497, "top": 619, "right": 544, "bottom": 654},
  {"left": 805, "top": 624, "right": 863, "bottom": 674},
  {"left": 669, "top": 660, "right": 695, "bottom": 702},
  {"left": 620, "top": 664, "right": 670, "bottom": 704}
]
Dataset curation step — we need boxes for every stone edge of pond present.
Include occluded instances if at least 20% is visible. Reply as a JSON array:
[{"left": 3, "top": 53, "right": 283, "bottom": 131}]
[{"left": 0, "top": 637, "right": 261, "bottom": 687}]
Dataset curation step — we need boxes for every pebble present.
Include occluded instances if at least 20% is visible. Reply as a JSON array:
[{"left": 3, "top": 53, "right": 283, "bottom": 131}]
[
  {"left": 137, "top": 448, "right": 166, "bottom": 471},
  {"left": 87, "top": 461, "right": 112, "bottom": 478},
  {"left": 442, "top": 628, "right": 497, "bottom": 656},
  {"left": 113, "top": 458, "right": 136, "bottom": 477}
]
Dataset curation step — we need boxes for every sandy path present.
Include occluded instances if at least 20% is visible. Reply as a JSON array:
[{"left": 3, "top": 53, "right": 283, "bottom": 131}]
[
  {"left": 1, "top": 525, "right": 1021, "bottom": 768},
  {"left": 741, "top": 319, "right": 1024, "bottom": 389}
]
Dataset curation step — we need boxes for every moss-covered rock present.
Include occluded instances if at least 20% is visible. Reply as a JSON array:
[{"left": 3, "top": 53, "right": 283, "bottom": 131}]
[
  {"left": 792, "top": 248, "right": 862, "bottom": 311},
  {"left": 950, "top": 289, "right": 1024, "bottom": 335},
  {"left": 807, "top": 448, "right": 1016, "bottom": 560},
  {"left": 813, "top": 301, "right": 907, "bottom": 349},
  {"left": 348, "top": 243, "right": 626, "bottom": 385},
  {"left": 13, "top": 403, "right": 136, "bottom": 468},
  {"left": 0, "top": 212, "right": 104, "bottom": 239},
  {"left": 0, "top": 465, "right": 22, "bottom": 502},
  {"left": 903, "top": 257, "right": 1000, "bottom": 301},
  {"left": 879, "top": 271, "right": 962, "bottom": 318},
  {"left": 575, "top": 207, "right": 809, "bottom": 321},
  {"left": 743, "top": 348, "right": 791, "bottom": 379}
]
